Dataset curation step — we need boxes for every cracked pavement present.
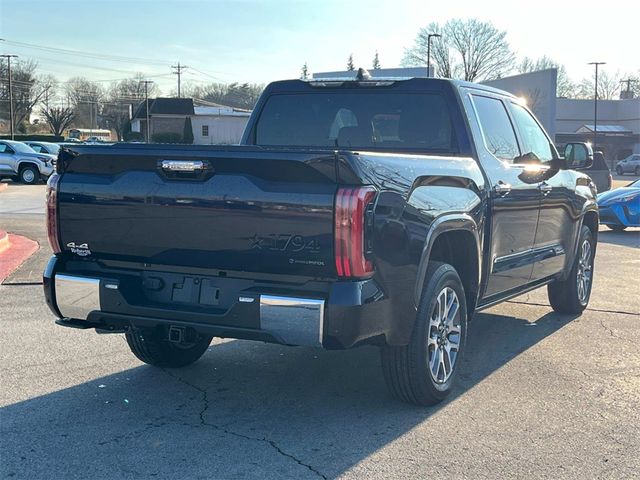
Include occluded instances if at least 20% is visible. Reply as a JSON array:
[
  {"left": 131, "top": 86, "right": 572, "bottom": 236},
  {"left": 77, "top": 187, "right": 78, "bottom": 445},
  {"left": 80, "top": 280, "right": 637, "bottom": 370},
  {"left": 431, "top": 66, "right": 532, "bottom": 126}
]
[{"left": 1, "top": 183, "right": 639, "bottom": 479}]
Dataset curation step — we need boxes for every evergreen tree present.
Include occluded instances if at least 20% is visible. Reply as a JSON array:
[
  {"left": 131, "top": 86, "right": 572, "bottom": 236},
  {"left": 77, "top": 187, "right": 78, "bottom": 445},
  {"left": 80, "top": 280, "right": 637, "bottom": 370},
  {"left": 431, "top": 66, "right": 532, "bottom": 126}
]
[
  {"left": 347, "top": 54, "right": 355, "bottom": 71},
  {"left": 301, "top": 62, "right": 309, "bottom": 80},
  {"left": 372, "top": 51, "right": 381, "bottom": 70},
  {"left": 183, "top": 117, "right": 194, "bottom": 144}
]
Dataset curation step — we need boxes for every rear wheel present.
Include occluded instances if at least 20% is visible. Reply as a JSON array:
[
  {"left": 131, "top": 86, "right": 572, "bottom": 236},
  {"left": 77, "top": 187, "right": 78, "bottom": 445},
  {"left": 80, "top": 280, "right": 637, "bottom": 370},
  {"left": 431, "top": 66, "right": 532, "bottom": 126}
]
[
  {"left": 615, "top": 166, "right": 623, "bottom": 175},
  {"left": 606, "top": 224, "right": 627, "bottom": 232},
  {"left": 125, "top": 328, "right": 213, "bottom": 368},
  {"left": 547, "top": 225, "right": 595, "bottom": 314},
  {"left": 635, "top": 166, "right": 640, "bottom": 176},
  {"left": 381, "top": 262, "right": 467, "bottom": 406},
  {"left": 19, "top": 165, "right": 39, "bottom": 185}
]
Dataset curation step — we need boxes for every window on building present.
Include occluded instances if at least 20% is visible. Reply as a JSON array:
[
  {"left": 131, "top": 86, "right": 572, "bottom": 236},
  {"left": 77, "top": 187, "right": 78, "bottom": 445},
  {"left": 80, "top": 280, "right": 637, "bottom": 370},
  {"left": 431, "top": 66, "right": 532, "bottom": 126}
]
[
  {"left": 202, "top": 125, "right": 209, "bottom": 137},
  {"left": 472, "top": 95, "right": 520, "bottom": 162}
]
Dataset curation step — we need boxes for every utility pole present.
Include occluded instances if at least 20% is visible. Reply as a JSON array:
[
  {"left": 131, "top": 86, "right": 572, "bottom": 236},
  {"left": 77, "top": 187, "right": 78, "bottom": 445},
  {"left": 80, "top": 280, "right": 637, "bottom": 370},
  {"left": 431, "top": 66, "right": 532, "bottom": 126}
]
[
  {"left": 1, "top": 54, "right": 19, "bottom": 139},
  {"left": 171, "top": 62, "right": 188, "bottom": 97},
  {"left": 619, "top": 78, "right": 637, "bottom": 99},
  {"left": 426, "top": 33, "right": 441, "bottom": 78},
  {"left": 588, "top": 62, "right": 606, "bottom": 152},
  {"left": 140, "top": 80, "right": 154, "bottom": 143}
]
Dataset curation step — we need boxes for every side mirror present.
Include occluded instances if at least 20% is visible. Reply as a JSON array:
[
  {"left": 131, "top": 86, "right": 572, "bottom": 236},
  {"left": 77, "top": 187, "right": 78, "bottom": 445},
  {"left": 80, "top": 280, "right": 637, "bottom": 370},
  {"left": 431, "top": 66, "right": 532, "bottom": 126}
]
[{"left": 563, "top": 142, "right": 593, "bottom": 169}]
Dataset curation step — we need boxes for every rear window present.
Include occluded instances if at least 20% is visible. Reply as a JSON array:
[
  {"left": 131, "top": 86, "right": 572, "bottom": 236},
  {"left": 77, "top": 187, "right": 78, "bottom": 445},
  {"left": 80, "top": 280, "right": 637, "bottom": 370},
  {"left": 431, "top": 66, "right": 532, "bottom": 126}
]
[{"left": 255, "top": 92, "right": 457, "bottom": 153}]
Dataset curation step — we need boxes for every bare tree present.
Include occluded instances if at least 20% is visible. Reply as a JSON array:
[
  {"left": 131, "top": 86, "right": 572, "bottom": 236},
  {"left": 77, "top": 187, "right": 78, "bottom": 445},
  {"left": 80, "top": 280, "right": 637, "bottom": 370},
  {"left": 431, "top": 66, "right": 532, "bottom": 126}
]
[
  {"left": 42, "top": 106, "right": 75, "bottom": 136},
  {"left": 65, "top": 77, "right": 103, "bottom": 128},
  {"left": 102, "top": 73, "right": 158, "bottom": 140},
  {"left": 518, "top": 56, "right": 576, "bottom": 98},
  {"left": 403, "top": 19, "right": 515, "bottom": 81},
  {"left": 0, "top": 59, "right": 53, "bottom": 132},
  {"left": 576, "top": 70, "right": 621, "bottom": 100},
  {"left": 183, "top": 82, "right": 264, "bottom": 110}
]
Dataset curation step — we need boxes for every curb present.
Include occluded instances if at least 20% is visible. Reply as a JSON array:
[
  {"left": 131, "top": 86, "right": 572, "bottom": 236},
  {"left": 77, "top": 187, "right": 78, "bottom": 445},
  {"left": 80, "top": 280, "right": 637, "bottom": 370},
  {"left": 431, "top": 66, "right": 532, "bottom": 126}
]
[
  {"left": 0, "top": 230, "right": 9, "bottom": 254},
  {"left": 0, "top": 182, "right": 7, "bottom": 193},
  {"left": 0, "top": 233, "right": 40, "bottom": 284}
]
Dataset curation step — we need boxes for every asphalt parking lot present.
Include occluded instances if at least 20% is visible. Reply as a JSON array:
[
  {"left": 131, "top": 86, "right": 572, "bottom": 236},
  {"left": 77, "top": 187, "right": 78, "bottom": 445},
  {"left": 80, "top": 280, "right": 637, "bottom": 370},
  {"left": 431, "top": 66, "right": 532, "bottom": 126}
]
[{"left": 1, "top": 181, "right": 639, "bottom": 479}]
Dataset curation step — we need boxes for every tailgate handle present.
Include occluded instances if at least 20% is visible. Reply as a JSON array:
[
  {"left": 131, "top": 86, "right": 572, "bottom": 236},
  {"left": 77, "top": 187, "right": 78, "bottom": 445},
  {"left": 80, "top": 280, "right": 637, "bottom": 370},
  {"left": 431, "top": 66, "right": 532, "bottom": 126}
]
[{"left": 161, "top": 160, "right": 205, "bottom": 172}]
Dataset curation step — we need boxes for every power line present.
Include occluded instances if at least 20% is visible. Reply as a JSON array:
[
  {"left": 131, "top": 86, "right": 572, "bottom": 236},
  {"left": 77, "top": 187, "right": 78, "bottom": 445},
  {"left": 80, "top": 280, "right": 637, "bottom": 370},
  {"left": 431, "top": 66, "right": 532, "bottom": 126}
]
[{"left": 1, "top": 39, "right": 170, "bottom": 65}]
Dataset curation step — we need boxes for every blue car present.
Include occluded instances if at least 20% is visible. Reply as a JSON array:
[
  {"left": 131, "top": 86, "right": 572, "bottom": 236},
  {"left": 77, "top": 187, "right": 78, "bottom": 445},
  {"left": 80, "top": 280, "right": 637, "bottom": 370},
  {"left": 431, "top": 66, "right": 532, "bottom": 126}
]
[{"left": 597, "top": 179, "right": 640, "bottom": 231}]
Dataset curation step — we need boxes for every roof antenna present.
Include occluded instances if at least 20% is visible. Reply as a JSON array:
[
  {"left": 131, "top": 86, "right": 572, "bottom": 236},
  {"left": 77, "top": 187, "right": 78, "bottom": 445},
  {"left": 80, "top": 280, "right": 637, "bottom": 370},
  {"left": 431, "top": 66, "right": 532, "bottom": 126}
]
[{"left": 356, "top": 68, "right": 371, "bottom": 81}]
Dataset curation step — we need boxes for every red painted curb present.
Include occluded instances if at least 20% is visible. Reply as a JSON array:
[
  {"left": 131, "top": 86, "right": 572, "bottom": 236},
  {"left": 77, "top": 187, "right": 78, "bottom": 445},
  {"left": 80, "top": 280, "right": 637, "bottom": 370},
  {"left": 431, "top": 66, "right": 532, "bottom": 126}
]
[
  {"left": 0, "top": 233, "right": 40, "bottom": 284},
  {"left": 0, "top": 183, "right": 7, "bottom": 193}
]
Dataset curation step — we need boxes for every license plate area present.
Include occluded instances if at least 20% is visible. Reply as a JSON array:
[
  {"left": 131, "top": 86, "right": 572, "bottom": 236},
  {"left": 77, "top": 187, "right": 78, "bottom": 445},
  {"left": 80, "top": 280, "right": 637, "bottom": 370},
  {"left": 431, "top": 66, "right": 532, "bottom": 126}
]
[{"left": 142, "top": 272, "right": 228, "bottom": 308}]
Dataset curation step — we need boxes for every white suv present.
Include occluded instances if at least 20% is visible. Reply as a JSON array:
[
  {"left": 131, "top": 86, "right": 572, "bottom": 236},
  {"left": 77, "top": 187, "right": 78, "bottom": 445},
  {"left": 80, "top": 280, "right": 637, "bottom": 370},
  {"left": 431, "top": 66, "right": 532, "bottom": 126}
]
[{"left": 0, "top": 140, "right": 55, "bottom": 184}]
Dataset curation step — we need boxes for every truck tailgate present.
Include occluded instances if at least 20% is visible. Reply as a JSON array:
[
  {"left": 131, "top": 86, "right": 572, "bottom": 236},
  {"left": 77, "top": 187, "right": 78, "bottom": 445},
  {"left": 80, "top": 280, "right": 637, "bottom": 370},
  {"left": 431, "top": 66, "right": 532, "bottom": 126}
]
[{"left": 57, "top": 146, "right": 340, "bottom": 277}]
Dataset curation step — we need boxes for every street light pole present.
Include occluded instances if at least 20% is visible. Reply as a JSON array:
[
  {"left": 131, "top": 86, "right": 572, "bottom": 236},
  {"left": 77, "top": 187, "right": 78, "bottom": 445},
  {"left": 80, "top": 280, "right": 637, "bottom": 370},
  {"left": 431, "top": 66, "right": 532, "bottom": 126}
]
[
  {"left": 426, "top": 33, "right": 441, "bottom": 78},
  {"left": 588, "top": 62, "right": 606, "bottom": 152},
  {"left": 1, "top": 54, "right": 19, "bottom": 140},
  {"left": 140, "top": 80, "right": 154, "bottom": 143}
]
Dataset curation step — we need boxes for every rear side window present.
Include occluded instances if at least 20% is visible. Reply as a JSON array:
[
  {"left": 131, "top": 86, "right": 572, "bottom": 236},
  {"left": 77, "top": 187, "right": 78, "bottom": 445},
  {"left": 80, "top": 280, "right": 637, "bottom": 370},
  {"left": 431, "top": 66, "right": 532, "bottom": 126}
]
[
  {"left": 255, "top": 92, "right": 457, "bottom": 153},
  {"left": 471, "top": 95, "right": 520, "bottom": 162}
]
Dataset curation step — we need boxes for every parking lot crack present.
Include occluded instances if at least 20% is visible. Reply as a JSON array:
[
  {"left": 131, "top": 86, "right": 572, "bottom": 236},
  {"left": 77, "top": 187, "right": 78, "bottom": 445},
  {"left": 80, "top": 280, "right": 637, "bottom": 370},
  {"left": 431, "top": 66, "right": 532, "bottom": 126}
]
[{"left": 163, "top": 369, "right": 327, "bottom": 479}]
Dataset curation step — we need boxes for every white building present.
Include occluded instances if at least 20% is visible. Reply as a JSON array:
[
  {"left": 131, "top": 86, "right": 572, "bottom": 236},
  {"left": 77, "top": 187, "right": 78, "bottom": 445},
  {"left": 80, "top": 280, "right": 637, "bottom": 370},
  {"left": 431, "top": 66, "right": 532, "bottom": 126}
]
[{"left": 191, "top": 105, "right": 251, "bottom": 145}]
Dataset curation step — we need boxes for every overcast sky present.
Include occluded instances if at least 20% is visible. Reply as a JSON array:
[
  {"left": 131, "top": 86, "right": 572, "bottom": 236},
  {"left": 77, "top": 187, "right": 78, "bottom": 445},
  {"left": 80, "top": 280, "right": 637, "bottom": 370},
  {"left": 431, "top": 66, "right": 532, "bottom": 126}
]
[{"left": 1, "top": 0, "right": 637, "bottom": 94}]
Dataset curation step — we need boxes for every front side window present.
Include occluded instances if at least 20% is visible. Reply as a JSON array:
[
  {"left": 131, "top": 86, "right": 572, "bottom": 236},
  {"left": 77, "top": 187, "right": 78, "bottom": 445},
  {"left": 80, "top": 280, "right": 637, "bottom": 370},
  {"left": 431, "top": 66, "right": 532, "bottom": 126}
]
[
  {"left": 509, "top": 103, "right": 554, "bottom": 163},
  {"left": 255, "top": 92, "right": 457, "bottom": 153},
  {"left": 471, "top": 95, "right": 520, "bottom": 162},
  {"left": 30, "top": 144, "right": 44, "bottom": 153}
]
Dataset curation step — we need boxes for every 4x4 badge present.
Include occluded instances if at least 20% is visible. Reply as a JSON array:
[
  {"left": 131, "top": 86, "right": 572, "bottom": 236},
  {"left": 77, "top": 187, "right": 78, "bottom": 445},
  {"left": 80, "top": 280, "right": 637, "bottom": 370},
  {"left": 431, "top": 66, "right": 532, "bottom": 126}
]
[{"left": 67, "top": 242, "right": 92, "bottom": 257}]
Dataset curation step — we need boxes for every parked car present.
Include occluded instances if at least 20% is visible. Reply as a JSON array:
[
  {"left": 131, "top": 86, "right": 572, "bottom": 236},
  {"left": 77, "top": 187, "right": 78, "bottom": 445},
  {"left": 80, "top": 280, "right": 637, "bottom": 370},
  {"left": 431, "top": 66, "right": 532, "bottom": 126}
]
[
  {"left": 0, "top": 140, "right": 55, "bottom": 184},
  {"left": 597, "top": 179, "right": 640, "bottom": 231},
  {"left": 43, "top": 75, "right": 599, "bottom": 406},
  {"left": 562, "top": 143, "right": 611, "bottom": 193},
  {"left": 615, "top": 154, "right": 640, "bottom": 176},
  {"left": 24, "top": 141, "right": 61, "bottom": 157},
  {"left": 580, "top": 151, "right": 611, "bottom": 193}
]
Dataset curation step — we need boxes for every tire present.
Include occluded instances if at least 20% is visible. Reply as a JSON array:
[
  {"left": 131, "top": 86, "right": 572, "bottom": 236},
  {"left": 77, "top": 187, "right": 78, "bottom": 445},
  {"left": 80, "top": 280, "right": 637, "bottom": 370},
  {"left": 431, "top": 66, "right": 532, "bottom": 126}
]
[
  {"left": 547, "top": 225, "right": 595, "bottom": 314},
  {"left": 381, "top": 262, "right": 468, "bottom": 406},
  {"left": 606, "top": 224, "right": 627, "bottom": 232},
  {"left": 615, "top": 166, "right": 623, "bottom": 176},
  {"left": 635, "top": 166, "right": 640, "bottom": 176},
  {"left": 125, "top": 328, "right": 213, "bottom": 368},
  {"left": 19, "top": 165, "right": 39, "bottom": 185}
]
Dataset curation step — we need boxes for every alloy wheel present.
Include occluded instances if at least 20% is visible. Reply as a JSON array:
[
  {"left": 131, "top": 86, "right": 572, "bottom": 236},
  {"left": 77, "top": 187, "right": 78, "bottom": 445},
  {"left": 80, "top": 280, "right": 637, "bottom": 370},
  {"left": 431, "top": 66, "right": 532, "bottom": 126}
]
[
  {"left": 427, "top": 287, "right": 462, "bottom": 384},
  {"left": 576, "top": 239, "right": 593, "bottom": 305},
  {"left": 22, "top": 169, "right": 35, "bottom": 183}
]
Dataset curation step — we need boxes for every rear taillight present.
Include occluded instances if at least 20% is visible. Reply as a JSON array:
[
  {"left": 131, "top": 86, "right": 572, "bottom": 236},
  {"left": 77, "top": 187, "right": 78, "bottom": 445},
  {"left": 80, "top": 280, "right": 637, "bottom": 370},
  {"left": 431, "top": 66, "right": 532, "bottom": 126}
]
[
  {"left": 334, "top": 186, "right": 376, "bottom": 278},
  {"left": 46, "top": 174, "right": 61, "bottom": 254}
]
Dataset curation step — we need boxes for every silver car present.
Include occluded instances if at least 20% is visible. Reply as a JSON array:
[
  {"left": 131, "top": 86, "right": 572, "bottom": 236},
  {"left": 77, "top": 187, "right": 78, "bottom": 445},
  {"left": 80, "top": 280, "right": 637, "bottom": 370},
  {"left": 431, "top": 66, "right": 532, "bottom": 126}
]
[
  {"left": 615, "top": 154, "right": 640, "bottom": 176},
  {"left": 0, "top": 140, "right": 55, "bottom": 184},
  {"left": 24, "top": 141, "right": 61, "bottom": 157}
]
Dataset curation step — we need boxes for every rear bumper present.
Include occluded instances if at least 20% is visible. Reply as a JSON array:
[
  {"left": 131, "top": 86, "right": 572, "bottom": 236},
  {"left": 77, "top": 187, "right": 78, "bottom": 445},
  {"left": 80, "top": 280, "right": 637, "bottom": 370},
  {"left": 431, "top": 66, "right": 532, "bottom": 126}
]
[{"left": 43, "top": 256, "right": 395, "bottom": 349}]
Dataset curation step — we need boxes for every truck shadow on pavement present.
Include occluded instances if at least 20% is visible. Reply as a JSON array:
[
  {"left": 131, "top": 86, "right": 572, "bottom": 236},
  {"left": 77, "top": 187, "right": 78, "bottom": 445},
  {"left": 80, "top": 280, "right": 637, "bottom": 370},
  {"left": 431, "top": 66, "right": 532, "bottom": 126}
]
[{"left": 1, "top": 310, "right": 577, "bottom": 479}]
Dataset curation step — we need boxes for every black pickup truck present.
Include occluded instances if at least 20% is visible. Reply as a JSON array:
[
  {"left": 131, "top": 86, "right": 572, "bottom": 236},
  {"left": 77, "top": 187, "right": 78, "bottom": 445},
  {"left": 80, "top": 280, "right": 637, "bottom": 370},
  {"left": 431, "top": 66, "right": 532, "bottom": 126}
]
[{"left": 43, "top": 76, "right": 598, "bottom": 406}]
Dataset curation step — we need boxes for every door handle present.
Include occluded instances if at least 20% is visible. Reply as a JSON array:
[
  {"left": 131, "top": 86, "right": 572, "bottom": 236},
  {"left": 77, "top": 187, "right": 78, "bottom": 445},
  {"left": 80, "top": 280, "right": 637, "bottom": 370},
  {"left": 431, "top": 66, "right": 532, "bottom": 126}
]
[
  {"left": 539, "top": 182, "right": 553, "bottom": 195},
  {"left": 493, "top": 182, "right": 511, "bottom": 197}
]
